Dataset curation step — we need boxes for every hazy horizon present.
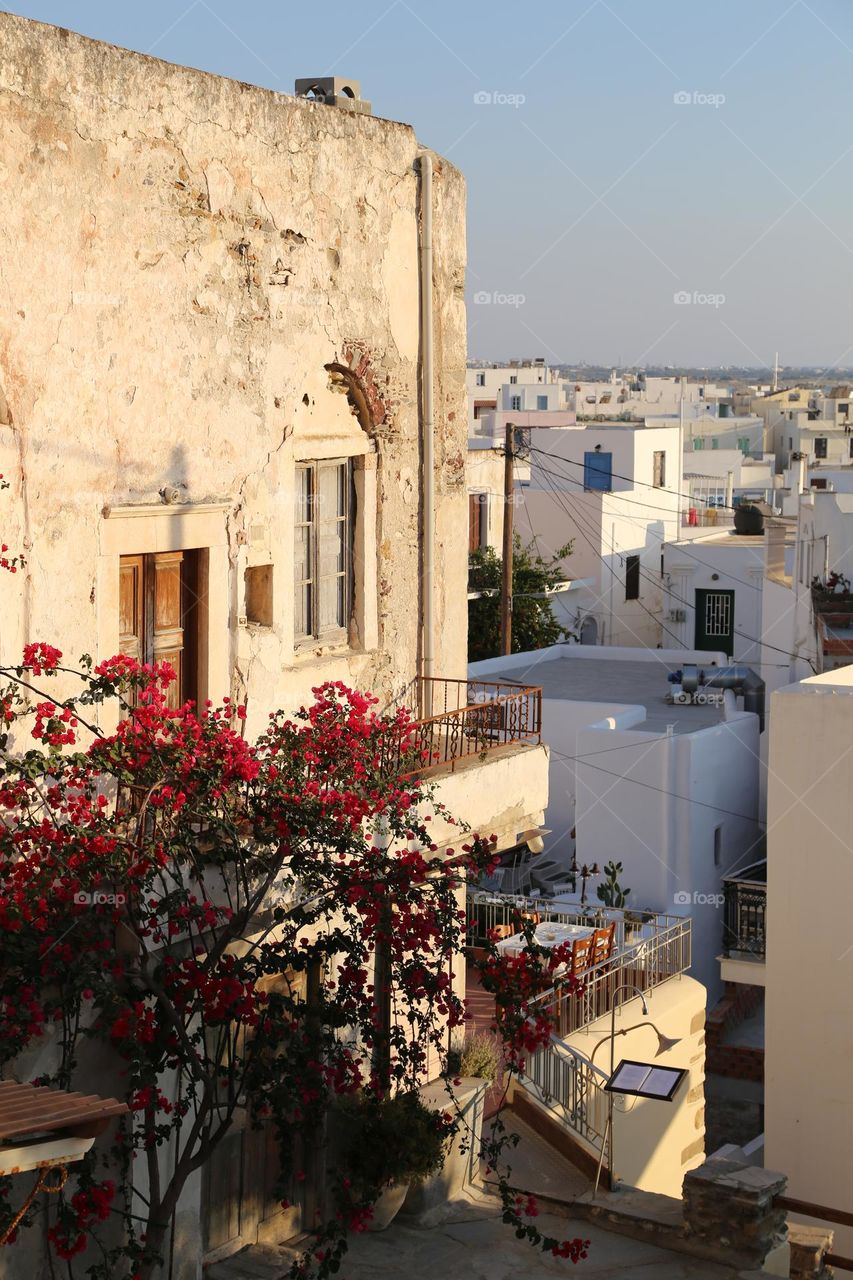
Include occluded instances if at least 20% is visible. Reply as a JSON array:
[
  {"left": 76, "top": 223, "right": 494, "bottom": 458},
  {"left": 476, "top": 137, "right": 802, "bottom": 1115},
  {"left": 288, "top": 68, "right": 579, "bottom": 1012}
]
[{"left": 9, "top": 0, "right": 853, "bottom": 368}]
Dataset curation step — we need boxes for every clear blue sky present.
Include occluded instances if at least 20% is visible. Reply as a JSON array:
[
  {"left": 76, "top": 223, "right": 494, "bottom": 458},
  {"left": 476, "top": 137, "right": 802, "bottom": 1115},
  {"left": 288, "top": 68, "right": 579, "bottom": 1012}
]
[{"left": 7, "top": 0, "right": 853, "bottom": 368}]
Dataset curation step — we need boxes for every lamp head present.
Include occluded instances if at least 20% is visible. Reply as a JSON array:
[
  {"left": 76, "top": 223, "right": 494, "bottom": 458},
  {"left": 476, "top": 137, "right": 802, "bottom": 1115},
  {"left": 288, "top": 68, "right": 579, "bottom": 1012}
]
[
  {"left": 654, "top": 1031, "right": 681, "bottom": 1057},
  {"left": 640, "top": 996, "right": 649, "bottom": 1016}
]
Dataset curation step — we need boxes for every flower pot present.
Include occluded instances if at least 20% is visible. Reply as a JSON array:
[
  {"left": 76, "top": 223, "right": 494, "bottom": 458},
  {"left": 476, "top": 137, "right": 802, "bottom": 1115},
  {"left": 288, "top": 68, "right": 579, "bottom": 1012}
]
[{"left": 368, "top": 1182, "right": 410, "bottom": 1231}]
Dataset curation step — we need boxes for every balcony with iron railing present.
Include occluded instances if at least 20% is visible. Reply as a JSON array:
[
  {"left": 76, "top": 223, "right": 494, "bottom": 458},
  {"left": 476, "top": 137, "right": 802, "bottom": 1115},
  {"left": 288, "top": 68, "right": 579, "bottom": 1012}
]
[
  {"left": 466, "top": 892, "right": 692, "bottom": 1173},
  {"left": 467, "top": 893, "right": 692, "bottom": 1036},
  {"left": 389, "top": 678, "right": 543, "bottom": 779},
  {"left": 722, "top": 860, "right": 767, "bottom": 960}
]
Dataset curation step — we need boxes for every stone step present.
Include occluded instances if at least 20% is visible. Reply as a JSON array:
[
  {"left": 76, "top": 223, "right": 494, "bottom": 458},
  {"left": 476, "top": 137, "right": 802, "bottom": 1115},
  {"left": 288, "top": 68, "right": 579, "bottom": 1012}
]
[{"left": 207, "top": 1244, "right": 294, "bottom": 1279}]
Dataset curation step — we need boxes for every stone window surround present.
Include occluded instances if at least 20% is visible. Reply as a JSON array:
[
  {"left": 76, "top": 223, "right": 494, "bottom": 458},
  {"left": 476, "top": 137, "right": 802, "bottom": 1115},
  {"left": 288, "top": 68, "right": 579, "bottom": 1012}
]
[
  {"left": 98, "top": 446, "right": 379, "bottom": 720},
  {"left": 286, "top": 437, "right": 379, "bottom": 661},
  {"left": 98, "top": 503, "right": 229, "bottom": 730}
]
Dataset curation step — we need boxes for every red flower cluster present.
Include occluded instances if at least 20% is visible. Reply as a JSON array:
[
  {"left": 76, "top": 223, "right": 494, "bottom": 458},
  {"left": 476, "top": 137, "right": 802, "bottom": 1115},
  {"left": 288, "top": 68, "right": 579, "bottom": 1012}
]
[
  {"left": 47, "top": 1180, "right": 115, "bottom": 1261},
  {"left": 31, "top": 701, "right": 77, "bottom": 747},
  {"left": 22, "top": 642, "right": 62, "bottom": 675}
]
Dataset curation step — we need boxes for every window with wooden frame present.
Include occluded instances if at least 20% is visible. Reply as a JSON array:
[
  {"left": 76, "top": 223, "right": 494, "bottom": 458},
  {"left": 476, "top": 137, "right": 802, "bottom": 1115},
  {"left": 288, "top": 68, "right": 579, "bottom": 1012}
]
[
  {"left": 119, "top": 550, "right": 200, "bottom": 709},
  {"left": 468, "top": 493, "right": 488, "bottom": 553},
  {"left": 294, "top": 460, "right": 353, "bottom": 643}
]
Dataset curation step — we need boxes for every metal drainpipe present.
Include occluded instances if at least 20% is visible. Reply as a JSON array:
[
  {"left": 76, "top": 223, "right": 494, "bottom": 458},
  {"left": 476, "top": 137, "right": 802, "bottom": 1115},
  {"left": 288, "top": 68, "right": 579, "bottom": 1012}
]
[{"left": 418, "top": 151, "right": 434, "bottom": 718}]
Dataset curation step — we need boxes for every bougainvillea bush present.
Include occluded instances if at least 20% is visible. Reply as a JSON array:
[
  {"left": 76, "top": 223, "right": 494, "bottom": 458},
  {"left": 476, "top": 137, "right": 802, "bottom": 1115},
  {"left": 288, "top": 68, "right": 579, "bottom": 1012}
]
[{"left": 0, "top": 647, "right": 587, "bottom": 1277}]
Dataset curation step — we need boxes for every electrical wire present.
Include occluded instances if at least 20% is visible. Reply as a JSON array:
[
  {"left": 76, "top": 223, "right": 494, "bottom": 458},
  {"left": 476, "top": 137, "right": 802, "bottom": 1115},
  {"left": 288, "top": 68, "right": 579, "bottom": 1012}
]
[
  {"left": 550, "top": 747, "right": 766, "bottom": 826},
  {"left": 531, "top": 460, "right": 689, "bottom": 650},
  {"left": 527, "top": 457, "right": 808, "bottom": 667},
  {"left": 526, "top": 440, "right": 751, "bottom": 513}
]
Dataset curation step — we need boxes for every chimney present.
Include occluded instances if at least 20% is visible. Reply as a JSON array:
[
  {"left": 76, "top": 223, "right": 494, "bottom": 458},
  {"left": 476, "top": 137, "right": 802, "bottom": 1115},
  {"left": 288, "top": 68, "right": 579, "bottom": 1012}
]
[{"left": 294, "top": 78, "right": 372, "bottom": 115}]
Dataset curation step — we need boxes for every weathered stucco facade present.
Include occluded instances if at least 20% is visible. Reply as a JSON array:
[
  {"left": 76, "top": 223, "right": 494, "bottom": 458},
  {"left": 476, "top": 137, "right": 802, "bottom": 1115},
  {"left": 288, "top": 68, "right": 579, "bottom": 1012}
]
[
  {"left": 0, "top": 18, "right": 553, "bottom": 1277},
  {"left": 0, "top": 11, "right": 469, "bottom": 734}
]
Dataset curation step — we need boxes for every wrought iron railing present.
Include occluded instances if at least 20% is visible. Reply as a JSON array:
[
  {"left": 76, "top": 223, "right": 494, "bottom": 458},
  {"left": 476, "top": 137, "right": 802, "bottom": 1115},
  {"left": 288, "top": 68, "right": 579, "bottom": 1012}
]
[
  {"left": 466, "top": 893, "right": 681, "bottom": 953},
  {"left": 522, "top": 918, "right": 692, "bottom": 1039},
  {"left": 723, "top": 863, "right": 767, "bottom": 957},
  {"left": 389, "top": 679, "right": 542, "bottom": 778},
  {"left": 522, "top": 1037, "right": 609, "bottom": 1158}
]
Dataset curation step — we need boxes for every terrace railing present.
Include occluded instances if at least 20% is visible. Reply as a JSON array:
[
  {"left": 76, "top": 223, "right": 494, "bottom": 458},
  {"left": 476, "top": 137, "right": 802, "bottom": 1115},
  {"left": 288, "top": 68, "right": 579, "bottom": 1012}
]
[
  {"left": 388, "top": 678, "right": 542, "bottom": 778},
  {"left": 523, "top": 917, "right": 692, "bottom": 1039},
  {"left": 467, "top": 892, "right": 683, "bottom": 954},
  {"left": 522, "top": 1037, "right": 610, "bottom": 1159}
]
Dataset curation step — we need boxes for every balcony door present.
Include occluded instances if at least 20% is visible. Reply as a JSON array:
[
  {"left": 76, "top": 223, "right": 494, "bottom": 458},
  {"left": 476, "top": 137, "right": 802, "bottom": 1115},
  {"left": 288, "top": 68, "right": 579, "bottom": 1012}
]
[{"left": 694, "top": 588, "right": 734, "bottom": 656}]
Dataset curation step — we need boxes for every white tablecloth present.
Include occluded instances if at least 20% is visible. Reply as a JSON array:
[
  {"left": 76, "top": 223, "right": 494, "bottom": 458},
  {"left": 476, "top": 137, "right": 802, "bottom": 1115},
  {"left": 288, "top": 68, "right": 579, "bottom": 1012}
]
[{"left": 496, "top": 922, "right": 595, "bottom": 955}]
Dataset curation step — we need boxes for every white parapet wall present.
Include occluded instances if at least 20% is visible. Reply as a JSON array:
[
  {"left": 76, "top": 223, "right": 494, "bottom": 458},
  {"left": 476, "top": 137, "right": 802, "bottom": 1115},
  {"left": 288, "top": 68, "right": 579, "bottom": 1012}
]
[{"left": 568, "top": 975, "right": 707, "bottom": 1199}]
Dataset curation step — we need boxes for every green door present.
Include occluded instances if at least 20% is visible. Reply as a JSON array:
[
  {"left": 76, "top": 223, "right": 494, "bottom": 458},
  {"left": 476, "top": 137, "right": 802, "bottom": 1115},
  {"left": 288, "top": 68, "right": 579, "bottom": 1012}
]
[{"left": 695, "top": 589, "right": 734, "bottom": 656}]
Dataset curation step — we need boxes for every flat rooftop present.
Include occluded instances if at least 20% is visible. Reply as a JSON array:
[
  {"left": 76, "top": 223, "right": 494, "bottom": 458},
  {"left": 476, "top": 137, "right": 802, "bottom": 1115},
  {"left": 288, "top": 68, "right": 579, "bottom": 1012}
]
[{"left": 484, "top": 653, "right": 724, "bottom": 735}]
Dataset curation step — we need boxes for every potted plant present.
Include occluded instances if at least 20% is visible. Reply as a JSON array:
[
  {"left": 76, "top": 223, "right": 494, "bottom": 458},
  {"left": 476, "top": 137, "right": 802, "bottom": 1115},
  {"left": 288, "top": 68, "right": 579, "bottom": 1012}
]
[
  {"left": 335, "top": 1090, "right": 450, "bottom": 1230},
  {"left": 446, "top": 1032, "right": 499, "bottom": 1084}
]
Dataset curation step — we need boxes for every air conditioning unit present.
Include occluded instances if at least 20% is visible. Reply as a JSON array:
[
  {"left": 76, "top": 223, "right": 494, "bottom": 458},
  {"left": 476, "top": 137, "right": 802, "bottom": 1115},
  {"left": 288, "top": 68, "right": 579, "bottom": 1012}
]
[{"left": 669, "top": 608, "right": 687, "bottom": 623}]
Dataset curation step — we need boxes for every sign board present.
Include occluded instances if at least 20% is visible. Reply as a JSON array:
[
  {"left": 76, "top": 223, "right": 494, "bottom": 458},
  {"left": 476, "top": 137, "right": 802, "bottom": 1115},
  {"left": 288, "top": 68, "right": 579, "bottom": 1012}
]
[{"left": 604, "top": 1059, "right": 688, "bottom": 1102}]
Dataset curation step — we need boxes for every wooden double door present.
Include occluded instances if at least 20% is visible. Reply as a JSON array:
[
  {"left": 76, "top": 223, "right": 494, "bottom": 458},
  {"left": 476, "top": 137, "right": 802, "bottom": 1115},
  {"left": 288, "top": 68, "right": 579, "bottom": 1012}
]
[{"left": 119, "top": 550, "right": 199, "bottom": 708}]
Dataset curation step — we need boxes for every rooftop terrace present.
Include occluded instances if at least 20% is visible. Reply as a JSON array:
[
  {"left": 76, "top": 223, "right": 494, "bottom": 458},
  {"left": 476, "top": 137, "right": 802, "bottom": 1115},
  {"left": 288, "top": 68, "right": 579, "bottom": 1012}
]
[{"left": 476, "top": 653, "right": 724, "bottom": 736}]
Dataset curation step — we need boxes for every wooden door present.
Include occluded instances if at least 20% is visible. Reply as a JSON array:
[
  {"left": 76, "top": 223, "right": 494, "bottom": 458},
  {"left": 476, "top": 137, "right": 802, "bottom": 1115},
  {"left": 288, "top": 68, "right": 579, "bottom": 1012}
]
[{"left": 118, "top": 551, "right": 198, "bottom": 708}]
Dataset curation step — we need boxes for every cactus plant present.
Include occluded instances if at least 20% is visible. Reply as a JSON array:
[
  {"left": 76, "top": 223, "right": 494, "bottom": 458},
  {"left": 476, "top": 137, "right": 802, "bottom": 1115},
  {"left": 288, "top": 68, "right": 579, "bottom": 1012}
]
[{"left": 597, "top": 860, "right": 631, "bottom": 909}]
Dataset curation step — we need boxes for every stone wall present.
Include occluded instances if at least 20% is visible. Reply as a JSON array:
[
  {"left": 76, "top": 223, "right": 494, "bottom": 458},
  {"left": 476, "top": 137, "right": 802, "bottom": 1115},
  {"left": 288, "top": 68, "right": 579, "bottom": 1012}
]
[{"left": 0, "top": 11, "right": 468, "bottom": 735}]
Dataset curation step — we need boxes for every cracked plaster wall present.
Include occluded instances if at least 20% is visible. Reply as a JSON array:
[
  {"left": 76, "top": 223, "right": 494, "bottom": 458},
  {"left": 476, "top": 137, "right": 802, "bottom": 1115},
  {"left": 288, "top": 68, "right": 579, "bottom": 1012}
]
[{"left": 0, "top": 12, "right": 468, "bottom": 728}]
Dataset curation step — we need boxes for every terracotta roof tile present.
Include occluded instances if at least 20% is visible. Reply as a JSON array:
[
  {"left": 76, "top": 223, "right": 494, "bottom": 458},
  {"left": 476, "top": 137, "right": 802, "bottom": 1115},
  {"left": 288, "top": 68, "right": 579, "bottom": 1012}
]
[{"left": 0, "top": 1081, "right": 127, "bottom": 1140}]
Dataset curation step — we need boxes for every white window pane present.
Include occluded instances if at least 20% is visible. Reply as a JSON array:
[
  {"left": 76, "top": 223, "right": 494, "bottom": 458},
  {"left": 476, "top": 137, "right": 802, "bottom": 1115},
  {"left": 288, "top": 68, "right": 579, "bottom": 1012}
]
[
  {"left": 318, "top": 462, "right": 345, "bottom": 518},
  {"left": 297, "top": 467, "right": 312, "bottom": 522},
  {"left": 319, "top": 525, "right": 345, "bottom": 576},
  {"left": 294, "top": 525, "right": 311, "bottom": 584},
  {"left": 295, "top": 583, "right": 311, "bottom": 638},
  {"left": 318, "top": 573, "right": 343, "bottom": 630}
]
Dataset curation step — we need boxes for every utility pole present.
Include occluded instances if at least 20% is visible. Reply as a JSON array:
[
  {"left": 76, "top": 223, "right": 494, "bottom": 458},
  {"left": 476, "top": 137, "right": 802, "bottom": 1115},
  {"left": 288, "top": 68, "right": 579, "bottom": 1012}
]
[{"left": 500, "top": 422, "right": 514, "bottom": 655}]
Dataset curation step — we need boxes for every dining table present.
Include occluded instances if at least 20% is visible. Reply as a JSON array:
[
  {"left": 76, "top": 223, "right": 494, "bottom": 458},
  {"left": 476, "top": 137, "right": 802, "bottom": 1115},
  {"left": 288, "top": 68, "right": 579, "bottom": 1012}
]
[{"left": 495, "top": 921, "right": 595, "bottom": 956}]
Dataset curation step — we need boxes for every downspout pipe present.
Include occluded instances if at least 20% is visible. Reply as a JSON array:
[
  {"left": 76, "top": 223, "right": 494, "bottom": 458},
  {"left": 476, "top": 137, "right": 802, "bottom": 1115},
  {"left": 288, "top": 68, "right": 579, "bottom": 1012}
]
[
  {"left": 679, "top": 664, "right": 765, "bottom": 732},
  {"left": 418, "top": 152, "right": 434, "bottom": 716}
]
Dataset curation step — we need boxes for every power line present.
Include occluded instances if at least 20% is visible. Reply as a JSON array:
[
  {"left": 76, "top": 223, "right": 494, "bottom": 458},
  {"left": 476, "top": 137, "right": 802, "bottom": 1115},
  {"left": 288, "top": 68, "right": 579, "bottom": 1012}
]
[
  {"left": 551, "top": 747, "right": 766, "bottom": 826},
  {"left": 527, "top": 440, "right": 748, "bottom": 513},
  {"left": 527, "top": 458, "right": 808, "bottom": 667},
  {"left": 532, "top": 462, "right": 688, "bottom": 650},
  {"left": 528, "top": 451, "right": 766, "bottom": 595}
]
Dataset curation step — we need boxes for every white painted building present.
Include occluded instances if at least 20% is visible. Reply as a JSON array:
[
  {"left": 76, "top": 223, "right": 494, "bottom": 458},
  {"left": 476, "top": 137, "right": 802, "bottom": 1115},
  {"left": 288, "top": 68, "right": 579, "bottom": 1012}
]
[
  {"left": 570, "top": 372, "right": 731, "bottom": 421},
  {"left": 662, "top": 523, "right": 797, "bottom": 698},
  {"left": 764, "top": 668, "right": 853, "bottom": 1257},
  {"left": 789, "top": 490, "right": 853, "bottom": 676},
  {"left": 470, "top": 644, "right": 762, "bottom": 1002},
  {"left": 514, "top": 422, "right": 683, "bottom": 647},
  {"left": 675, "top": 414, "right": 767, "bottom": 457}
]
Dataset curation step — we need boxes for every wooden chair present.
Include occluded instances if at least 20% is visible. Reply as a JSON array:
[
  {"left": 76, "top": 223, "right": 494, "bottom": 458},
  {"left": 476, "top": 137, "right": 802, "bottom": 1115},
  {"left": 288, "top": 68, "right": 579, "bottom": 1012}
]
[
  {"left": 491, "top": 923, "right": 516, "bottom": 941},
  {"left": 590, "top": 923, "right": 616, "bottom": 967},
  {"left": 569, "top": 935, "right": 594, "bottom": 975}
]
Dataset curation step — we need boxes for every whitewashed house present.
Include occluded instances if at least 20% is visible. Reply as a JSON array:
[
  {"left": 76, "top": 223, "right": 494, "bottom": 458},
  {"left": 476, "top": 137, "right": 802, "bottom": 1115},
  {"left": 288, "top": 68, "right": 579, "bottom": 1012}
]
[{"left": 470, "top": 644, "right": 762, "bottom": 1002}]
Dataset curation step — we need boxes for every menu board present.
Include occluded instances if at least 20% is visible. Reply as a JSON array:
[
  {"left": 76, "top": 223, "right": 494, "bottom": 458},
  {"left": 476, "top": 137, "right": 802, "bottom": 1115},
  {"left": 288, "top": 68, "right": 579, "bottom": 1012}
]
[{"left": 604, "top": 1059, "right": 687, "bottom": 1102}]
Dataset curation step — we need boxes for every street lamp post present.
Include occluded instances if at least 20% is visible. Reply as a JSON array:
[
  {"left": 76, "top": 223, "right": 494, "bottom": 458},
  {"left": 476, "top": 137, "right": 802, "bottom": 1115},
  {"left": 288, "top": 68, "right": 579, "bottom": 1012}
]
[{"left": 589, "top": 984, "right": 681, "bottom": 1194}]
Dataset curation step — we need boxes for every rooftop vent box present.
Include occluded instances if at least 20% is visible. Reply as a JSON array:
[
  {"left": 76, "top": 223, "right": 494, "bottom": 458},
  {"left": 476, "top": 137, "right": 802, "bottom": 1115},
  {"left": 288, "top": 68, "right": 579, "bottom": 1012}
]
[{"left": 294, "top": 78, "right": 372, "bottom": 115}]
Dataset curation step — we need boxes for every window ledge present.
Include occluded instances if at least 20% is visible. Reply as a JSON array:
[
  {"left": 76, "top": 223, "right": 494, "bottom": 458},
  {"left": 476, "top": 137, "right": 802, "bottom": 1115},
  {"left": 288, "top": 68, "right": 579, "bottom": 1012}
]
[{"left": 287, "top": 642, "right": 376, "bottom": 669}]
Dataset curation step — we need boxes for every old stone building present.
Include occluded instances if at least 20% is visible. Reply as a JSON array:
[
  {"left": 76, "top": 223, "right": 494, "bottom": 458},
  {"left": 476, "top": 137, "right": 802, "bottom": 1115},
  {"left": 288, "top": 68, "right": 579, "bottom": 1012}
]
[{"left": 0, "top": 14, "right": 549, "bottom": 1275}]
